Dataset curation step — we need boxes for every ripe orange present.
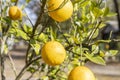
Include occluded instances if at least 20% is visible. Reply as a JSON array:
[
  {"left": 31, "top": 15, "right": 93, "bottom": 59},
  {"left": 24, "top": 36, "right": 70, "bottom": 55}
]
[
  {"left": 68, "top": 66, "right": 96, "bottom": 80},
  {"left": 9, "top": 6, "right": 22, "bottom": 20},
  {"left": 41, "top": 41, "right": 66, "bottom": 66},
  {"left": 47, "top": 0, "right": 73, "bottom": 22}
]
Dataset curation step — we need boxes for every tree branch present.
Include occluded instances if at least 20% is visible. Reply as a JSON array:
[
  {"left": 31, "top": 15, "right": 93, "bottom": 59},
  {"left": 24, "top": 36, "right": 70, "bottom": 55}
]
[
  {"left": 16, "top": 0, "right": 47, "bottom": 80},
  {"left": 25, "top": 0, "right": 47, "bottom": 64},
  {"left": 15, "top": 56, "right": 41, "bottom": 80}
]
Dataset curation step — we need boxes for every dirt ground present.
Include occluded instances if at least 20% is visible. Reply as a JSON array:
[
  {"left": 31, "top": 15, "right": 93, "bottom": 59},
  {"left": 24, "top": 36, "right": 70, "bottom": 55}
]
[{"left": 1, "top": 46, "right": 120, "bottom": 80}]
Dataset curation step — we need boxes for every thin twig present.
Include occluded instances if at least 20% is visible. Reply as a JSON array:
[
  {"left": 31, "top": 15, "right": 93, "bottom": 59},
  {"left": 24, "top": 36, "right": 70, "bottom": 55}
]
[
  {"left": 89, "top": 39, "right": 120, "bottom": 46},
  {"left": 87, "top": 21, "right": 102, "bottom": 45},
  {"left": 8, "top": 53, "right": 17, "bottom": 77},
  {"left": 24, "top": 9, "right": 34, "bottom": 27},
  {"left": 38, "top": 18, "right": 50, "bottom": 35},
  {"left": 55, "top": 22, "right": 70, "bottom": 44},
  {"left": 15, "top": 56, "right": 41, "bottom": 80}
]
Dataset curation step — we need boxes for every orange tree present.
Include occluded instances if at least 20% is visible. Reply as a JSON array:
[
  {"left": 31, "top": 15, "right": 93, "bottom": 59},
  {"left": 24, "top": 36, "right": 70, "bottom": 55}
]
[{"left": 0, "top": 0, "right": 118, "bottom": 80}]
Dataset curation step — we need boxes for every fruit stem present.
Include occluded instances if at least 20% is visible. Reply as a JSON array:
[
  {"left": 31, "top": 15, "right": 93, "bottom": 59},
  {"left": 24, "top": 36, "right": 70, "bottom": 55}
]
[{"left": 15, "top": 0, "right": 19, "bottom": 6}]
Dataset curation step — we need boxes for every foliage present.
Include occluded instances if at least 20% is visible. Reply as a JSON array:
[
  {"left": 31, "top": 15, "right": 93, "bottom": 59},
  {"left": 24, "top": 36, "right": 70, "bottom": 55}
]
[{"left": 0, "top": 0, "right": 118, "bottom": 80}]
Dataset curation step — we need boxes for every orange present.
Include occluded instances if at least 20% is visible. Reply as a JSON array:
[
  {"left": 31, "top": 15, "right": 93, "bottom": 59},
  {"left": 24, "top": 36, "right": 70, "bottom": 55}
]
[
  {"left": 47, "top": 0, "right": 73, "bottom": 22},
  {"left": 68, "top": 66, "right": 96, "bottom": 80},
  {"left": 9, "top": 6, "right": 22, "bottom": 20},
  {"left": 41, "top": 41, "right": 66, "bottom": 66}
]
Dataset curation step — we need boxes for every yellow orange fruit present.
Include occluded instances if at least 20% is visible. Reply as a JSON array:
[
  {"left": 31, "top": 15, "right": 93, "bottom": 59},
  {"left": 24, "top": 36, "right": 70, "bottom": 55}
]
[
  {"left": 41, "top": 41, "right": 66, "bottom": 66},
  {"left": 47, "top": 0, "right": 73, "bottom": 22},
  {"left": 9, "top": 6, "right": 22, "bottom": 20},
  {"left": 68, "top": 66, "right": 96, "bottom": 80}
]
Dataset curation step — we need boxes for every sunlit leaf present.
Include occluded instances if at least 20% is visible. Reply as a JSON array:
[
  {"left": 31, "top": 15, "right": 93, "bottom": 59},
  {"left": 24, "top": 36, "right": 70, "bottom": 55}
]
[
  {"left": 109, "top": 50, "right": 118, "bottom": 56},
  {"left": 79, "top": 0, "right": 90, "bottom": 7},
  {"left": 26, "top": 0, "right": 31, "bottom": 3},
  {"left": 103, "top": 7, "right": 109, "bottom": 16},
  {"left": 23, "top": 25, "right": 32, "bottom": 34},
  {"left": 92, "top": 44, "right": 99, "bottom": 54},
  {"left": 99, "top": 50, "right": 105, "bottom": 57},
  {"left": 17, "top": 29, "right": 29, "bottom": 40},
  {"left": 107, "top": 12, "right": 117, "bottom": 17},
  {"left": 84, "top": 53, "right": 105, "bottom": 65},
  {"left": 88, "top": 29, "right": 99, "bottom": 39},
  {"left": 99, "top": 23, "right": 106, "bottom": 29},
  {"left": 92, "top": 7, "right": 103, "bottom": 18},
  {"left": 11, "top": 0, "right": 17, "bottom": 2},
  {"left": 27, "top": 67, "right": 36, "bottom": 73},
  {"left": 95, "top": 40, "right": 111, "bottom": 44},
  {"left": 38, "top": 33, "right": 48, "bottom": 43},
  {"left": 42, "top": 76, "right": 49, "bottom": 80}
]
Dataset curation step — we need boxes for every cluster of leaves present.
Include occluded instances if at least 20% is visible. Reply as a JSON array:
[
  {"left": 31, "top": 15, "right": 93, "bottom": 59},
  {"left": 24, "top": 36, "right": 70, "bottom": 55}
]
[{"left": 0, "top": 0, "right": 118, "bottom": 80}]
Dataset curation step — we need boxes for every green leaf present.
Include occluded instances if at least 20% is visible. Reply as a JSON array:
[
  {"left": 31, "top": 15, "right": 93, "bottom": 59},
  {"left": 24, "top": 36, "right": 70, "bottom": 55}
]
[
  {"left": 11, "top": 0, "right": 17, "bottom": 2},
  {"left": 3, "top": 17, "right": 12, "bottom": 25},
  {"left": 17, "top": 29, "right": 29, "bottom": 40},
  {"left": 0, "top": 24, "right": 1, "bottom": 32},
  {"left": 84, "top": 53, "right": 105, "bottom": 65},
  {"left": 93, "top": 29, "right": 99, "bottom": 39},
  {"left": 72, "top": 58, "right": 80, "bottom": 66},
  {"left": 107, "top": 12, "right": 117, "bottom": 17},
  {"left": 109, "top": 50, "right": 118, "bottom": 56},
  {"left": 30, "top": 39, "right": 40, "bottom": 55},
  {"left": 92, "top": 7, "right": 103, "bottom": 18},
  {"left": 72, "top": 36, "right": 79, "bottom": 44},
  {"left": 103, "top": 7, "right": 109, "bottom": 16},
  {"left": 72, "top": 46, "right": 82, "bottom": 55},
  {"left": 92, "top": 44, "right": 99, "bottom": 54},
  {"left": 23, "top": 25, "right": 32, "bottom": 34},
  {"left": 4, "top": 44, "right": 8, "bottom": 54},
  {"left": 26, "top": 0, "right": 31, "bottom": 3},
  {"left": 99, "top": 50, "right": 105, "bottom": 57},
  {"left": 27, "top": 67, "right": 36, "bottom": 73},
  {"left": 31, "top": 43, "right": 40, "bottom": 55},
  {"left": 50, "top": 27, "right": 56, "bottom": 41},
  {"left": 38, "top": 33, "right": 48, "bottom": 43},
  {"left": 9, "top": 27, "right": 29, "bottom": 40},
  {"left": 9, "top": 28, "right": 16, "bottom": 34},
  {"left": 79, "top": 0, "right": 90, "bottom": 7},
  {"left": 42, "top": 76, "right": 49, "bottom": 80},
  {"left": 94, "top": 40, "right": 111, "bottom": 44},
  {"left": 99, "top": 23, "right": 106, "bottom": 29}
]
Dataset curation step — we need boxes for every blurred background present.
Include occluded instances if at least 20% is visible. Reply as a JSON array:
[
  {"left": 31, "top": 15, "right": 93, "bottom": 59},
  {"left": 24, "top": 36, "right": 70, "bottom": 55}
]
[{"left": 1, "top": 0, "right": 120, "bottom": 80}]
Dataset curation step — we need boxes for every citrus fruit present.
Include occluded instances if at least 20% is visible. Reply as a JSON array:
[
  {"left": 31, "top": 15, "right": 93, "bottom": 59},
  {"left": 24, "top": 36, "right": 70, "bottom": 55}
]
[
  {"left": 9, "top": 6, "right": 22, "bottom": 20},
  {"left": 47, "top": 0, "right": 73, "bottom": 22},
  {"left": 41, "top": 41, "right": 66, "bottom": 66},
  {"left": 68, "top": 66, "right": 96, "bottom": 80}
]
